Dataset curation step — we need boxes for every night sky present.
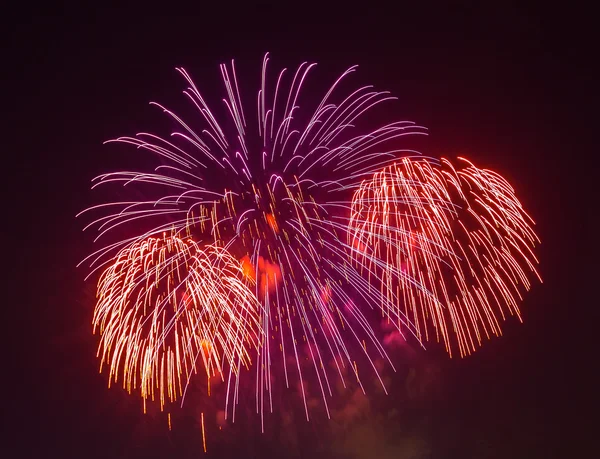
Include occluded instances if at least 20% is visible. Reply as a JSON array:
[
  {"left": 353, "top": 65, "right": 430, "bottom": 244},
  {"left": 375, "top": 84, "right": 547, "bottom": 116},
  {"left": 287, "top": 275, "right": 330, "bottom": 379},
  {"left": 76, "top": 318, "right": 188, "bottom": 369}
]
[{"left": 6, "top": 4, "right": 594, "bottom": 458}]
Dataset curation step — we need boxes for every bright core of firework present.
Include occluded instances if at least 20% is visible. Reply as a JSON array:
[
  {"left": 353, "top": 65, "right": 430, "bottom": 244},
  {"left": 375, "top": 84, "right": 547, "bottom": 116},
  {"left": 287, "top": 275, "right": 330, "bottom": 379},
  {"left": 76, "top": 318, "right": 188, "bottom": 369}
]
[{"left": 79, "top": 53, "right": 541, "bottom": 433}]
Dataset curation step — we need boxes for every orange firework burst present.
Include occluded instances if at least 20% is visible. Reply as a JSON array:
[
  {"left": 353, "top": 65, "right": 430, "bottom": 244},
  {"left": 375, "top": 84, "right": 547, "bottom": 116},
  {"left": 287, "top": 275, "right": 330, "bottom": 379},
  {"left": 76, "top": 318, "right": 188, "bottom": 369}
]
[
  {"left": 93, "top": 234, "right": 261, "bottom": 411},
  {"left": 348, "top": 157, "right": 541, "bottom": 357}
]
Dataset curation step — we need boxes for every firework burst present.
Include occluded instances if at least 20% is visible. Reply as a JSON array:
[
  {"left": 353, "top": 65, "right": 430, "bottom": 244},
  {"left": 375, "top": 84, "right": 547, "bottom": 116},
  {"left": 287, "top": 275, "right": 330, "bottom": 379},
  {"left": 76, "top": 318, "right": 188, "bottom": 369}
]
[
  {"left": 348, "top": 157, "right": 541, "bottom": 357},
  {"left": 93, "top": 234, "right": 261, "bottom": 411},
  {"left": 80, "top": 53, "right": 541, "bottom": 433}
]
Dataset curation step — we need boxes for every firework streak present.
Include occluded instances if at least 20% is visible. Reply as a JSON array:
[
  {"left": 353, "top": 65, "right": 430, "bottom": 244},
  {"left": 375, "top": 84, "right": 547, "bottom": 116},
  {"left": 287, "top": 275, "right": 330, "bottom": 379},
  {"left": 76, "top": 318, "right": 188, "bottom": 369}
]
[{"left": 79, "top": 54, "right": 541, "bottom": 433}]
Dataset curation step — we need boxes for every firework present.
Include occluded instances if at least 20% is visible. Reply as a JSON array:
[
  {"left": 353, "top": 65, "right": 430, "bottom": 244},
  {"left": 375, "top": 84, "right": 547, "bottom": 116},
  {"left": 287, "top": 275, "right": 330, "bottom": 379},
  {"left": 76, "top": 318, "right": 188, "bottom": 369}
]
[
  {"left": 93, "top": 234, "right": 261, "bottom": 411},
  {"left": 348, "top": 157, "right": 541, "bottom": 357},
  {"left": 80, "top": 54, "right": 540, "bottom": 431}
]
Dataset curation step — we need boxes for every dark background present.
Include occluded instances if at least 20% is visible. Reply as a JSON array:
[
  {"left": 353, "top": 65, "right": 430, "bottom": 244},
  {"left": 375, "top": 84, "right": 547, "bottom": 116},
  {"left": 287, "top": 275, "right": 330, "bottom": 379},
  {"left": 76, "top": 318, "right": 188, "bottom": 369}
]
[{"left": 5, "top": 3, "right": 594, "bottom": 458}]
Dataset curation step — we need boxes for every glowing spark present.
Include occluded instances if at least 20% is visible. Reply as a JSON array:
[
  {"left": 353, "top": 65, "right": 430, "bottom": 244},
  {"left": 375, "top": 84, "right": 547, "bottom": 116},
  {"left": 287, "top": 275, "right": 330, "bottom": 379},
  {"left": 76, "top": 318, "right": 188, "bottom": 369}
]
[{"left": 201, "top": 412, "right": 207, "bottom": 453}]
